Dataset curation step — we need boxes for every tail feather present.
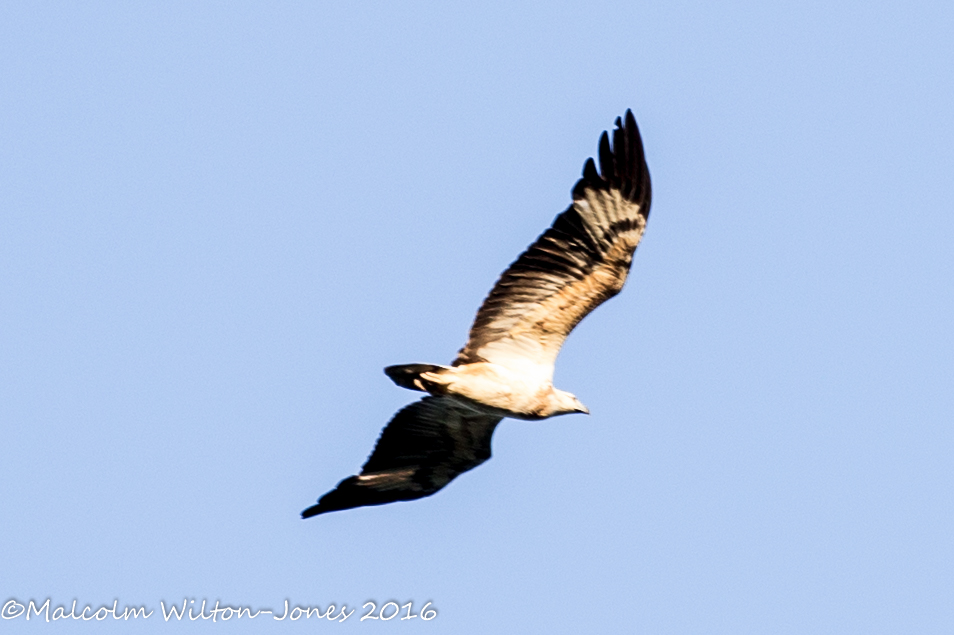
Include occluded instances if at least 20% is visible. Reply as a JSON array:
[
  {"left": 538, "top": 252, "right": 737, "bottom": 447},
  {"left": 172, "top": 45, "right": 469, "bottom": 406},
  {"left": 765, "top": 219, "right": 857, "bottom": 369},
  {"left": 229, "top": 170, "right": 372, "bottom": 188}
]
[{"left": 383, "top": 364, "right": 448, "bottom": 391}]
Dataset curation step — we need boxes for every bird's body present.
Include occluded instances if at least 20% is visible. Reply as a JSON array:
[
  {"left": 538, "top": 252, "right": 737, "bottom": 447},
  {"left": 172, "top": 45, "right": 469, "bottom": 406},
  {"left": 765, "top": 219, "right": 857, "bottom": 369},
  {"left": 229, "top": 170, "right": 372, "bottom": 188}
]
[
  {"left": 302, "top": 110, "right": 652, "bottom": 518},
  {"left": 386, "top": 361, "right": 585, "bottom": 420}
]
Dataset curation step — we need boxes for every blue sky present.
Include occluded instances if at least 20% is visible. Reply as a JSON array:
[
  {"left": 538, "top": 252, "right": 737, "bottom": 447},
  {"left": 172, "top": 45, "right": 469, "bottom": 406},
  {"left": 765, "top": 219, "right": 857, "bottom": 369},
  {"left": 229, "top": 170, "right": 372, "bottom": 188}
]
[{"left": 2, "top": 1, "right": 952, "bottom": 633}]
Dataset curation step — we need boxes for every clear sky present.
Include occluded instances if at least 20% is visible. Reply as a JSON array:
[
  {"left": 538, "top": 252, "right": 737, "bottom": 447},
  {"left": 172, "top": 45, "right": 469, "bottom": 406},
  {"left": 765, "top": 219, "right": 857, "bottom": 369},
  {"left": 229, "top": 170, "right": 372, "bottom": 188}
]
[{"left": 2, "top": 1, "right": 952, "bottom": 633}]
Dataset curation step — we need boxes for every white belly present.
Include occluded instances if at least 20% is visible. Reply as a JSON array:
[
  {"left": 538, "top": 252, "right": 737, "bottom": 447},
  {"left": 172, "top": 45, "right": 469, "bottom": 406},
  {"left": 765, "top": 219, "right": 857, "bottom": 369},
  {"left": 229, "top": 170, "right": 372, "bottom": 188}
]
[{"left": 421, "top": 362, "right": 554, "bottom": 420}]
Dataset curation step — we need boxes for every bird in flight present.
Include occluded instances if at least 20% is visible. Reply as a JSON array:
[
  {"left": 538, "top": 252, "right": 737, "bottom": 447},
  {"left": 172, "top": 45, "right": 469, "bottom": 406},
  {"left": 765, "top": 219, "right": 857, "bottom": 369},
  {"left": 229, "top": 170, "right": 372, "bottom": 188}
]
[{"left": 302, "top": 110, "right": 652, "bottom": 518}]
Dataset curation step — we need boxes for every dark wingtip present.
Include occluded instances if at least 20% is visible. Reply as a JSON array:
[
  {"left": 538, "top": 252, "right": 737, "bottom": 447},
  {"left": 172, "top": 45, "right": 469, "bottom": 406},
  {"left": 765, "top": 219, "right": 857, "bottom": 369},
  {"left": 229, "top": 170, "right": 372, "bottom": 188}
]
[
  {"left": 598, "top": 131, "right": 614, "bottom": 181},
  {"left": 625, "top": 108, "right": 637, "bottom": 130},
  {"left": 301, "top": 504, "right": 324, "bottom": 519},
  {"left": 572, "top": 157, "right": 600, "bottom": 198},
  {"left": 301, "top": 473, "right": 431, "bottom": 519},
  {"left": 301, "top": 475, "right": 363, "bottom": 519},
  {"left": 571, "top": 109, "right": 650, "bottom": 209}
]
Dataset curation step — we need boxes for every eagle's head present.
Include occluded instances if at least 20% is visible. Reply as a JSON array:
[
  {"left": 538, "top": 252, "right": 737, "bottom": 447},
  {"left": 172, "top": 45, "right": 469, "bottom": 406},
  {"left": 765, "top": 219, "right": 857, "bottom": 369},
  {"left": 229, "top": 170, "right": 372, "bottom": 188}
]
[{"left": 549, "top": 389, "right": 590, "bottom": 417}]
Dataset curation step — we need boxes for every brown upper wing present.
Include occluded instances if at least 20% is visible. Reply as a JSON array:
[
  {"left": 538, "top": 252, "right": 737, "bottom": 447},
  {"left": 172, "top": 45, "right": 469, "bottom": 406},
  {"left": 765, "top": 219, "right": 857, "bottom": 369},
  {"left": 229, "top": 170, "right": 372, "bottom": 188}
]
[
  {"left": 301, "top": 397, "right": 501, "bottom": 517},
  {"left": 454, "top": 110, "right": 652, "bottom": 376}
]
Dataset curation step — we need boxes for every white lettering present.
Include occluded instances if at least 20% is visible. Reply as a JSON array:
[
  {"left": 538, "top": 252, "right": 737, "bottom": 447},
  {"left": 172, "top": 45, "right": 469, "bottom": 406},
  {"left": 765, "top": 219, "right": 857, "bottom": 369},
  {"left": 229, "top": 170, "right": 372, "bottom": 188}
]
[
  {"left": 160, "top": 599, "right": 187, "bottom": 621},
  {"left": 2, "top": 600, "right": 24, "bottom": 619},
  {"left": 26, "top": 599, "right": 50, "bottom": 622}
]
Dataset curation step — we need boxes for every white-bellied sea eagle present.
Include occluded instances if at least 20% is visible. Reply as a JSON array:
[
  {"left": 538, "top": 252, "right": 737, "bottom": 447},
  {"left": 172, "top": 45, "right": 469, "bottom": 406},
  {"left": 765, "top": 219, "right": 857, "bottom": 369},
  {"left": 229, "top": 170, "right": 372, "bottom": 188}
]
[{"left": 302, "top": 110, "right": 652, "bottom": 518}]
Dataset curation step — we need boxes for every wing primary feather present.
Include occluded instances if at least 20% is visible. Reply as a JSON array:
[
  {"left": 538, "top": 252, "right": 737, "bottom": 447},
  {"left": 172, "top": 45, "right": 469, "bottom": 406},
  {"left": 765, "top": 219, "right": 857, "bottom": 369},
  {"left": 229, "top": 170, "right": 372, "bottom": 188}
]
[
  {"left": 613, "top": 124, "right": 627, "bottom": 194},
  {"left": 598, "top": 131, "right": 615, "bottom": 184},
  {"left": 577, "top": 158, "right": 601, "bottom": 196}
]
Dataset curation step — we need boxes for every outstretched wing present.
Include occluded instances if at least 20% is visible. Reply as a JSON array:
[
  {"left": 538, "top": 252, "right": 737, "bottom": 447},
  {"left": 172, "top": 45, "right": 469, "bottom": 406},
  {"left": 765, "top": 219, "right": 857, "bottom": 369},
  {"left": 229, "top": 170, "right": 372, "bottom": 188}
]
[
  {"left": 454, "top": 110, "right": 652, "bottom": 378},
  {"left": 301, "top": 397, "right": 502, "bottom": 518}
]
